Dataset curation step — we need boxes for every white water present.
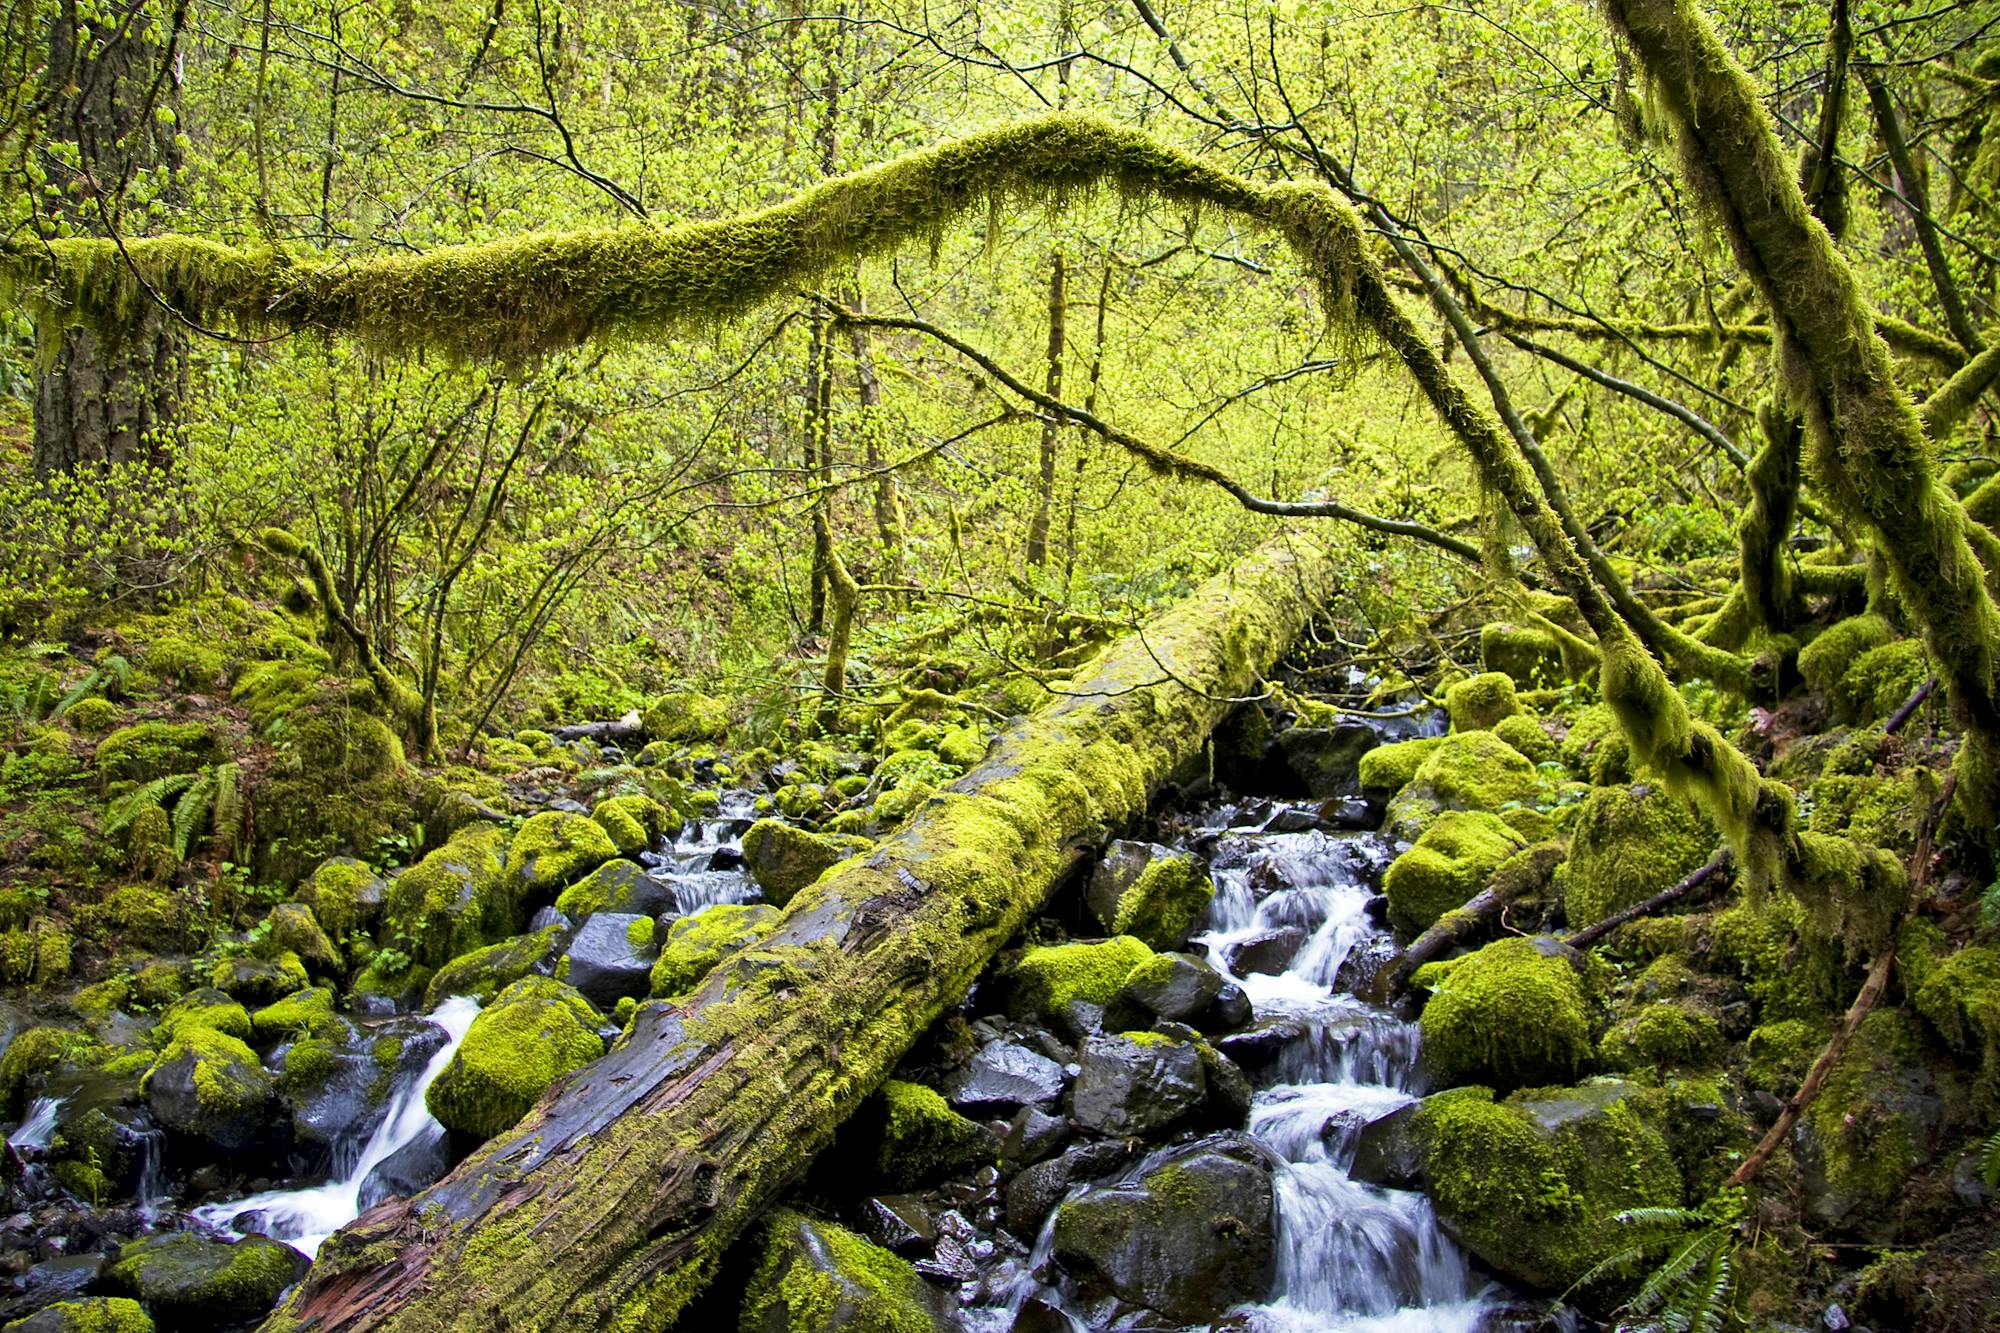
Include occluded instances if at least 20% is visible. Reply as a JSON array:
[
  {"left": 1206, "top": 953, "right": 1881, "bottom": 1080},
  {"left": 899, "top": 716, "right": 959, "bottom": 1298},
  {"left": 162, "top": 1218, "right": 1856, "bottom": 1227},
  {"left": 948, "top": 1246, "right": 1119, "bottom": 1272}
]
[
  {"left": 7, "top": 1096, "right": 62, "bottom": 1149},
  {"left": 193, "top": 995, "right": 480, "bottom": 1259},
  {"left": 641, "top": 789, "right": 763, "bottom": 912},
  {"left": 1199, "top": 821, "right": 1499, "bottom": 1333}
]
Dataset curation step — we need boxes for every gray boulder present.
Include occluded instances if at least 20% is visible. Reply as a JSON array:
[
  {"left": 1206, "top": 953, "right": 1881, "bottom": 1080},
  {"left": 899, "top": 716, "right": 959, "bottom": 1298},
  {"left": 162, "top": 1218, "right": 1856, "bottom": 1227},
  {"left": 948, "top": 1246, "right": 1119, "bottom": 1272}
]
[
  {"left": 1068, "top": 1031, "right": 1207, "bottom": 1137},
  {"left": 560, "top": 913, "right": 659, "bottom": 1010},
  {"left": 943, "top": 1039, "right": 1066, "bottom": 1114}
]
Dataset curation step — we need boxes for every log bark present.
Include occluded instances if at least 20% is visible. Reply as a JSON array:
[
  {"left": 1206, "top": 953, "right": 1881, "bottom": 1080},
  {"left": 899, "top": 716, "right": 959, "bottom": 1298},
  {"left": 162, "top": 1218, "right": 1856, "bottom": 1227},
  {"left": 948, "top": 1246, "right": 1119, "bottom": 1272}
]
[
  {"left": 1371, "top": 842, "right": 1565, "bottom": 1001},
  {"left": 268, "top": 527, "right": 1340, "bottom": 1333}
]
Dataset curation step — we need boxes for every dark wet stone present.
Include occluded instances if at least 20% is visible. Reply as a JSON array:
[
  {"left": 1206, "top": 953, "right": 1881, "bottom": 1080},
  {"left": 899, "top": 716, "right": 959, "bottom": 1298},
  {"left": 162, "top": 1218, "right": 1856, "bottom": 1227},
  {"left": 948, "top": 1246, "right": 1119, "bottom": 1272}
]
[
  {"left": 1051, "top": 1132, "right": 1277, "bottom": 1324},
  {"left": 358, "top": 1123, "right": 453, "bottom": 1210},
  {"left": 560, "top": 913, "right": 659, "bottom": 1010},
  {"left": 1068, "top": 1032, "right": 1206, "bottom": 1138},
  {"left": 855, "top": 1195, "right": 935, "bottom": 1257},
  {"left": 1223, "top": 927, "right": 1306, "bottom": 977},
  {"left": 999, "top": 1106, "right": 1069, "bottom": 1169},
  {"left": 1349, "top": 1101, "right": 1421, "bottom": 1188},
  {"left": 1003, "top": 1140, "right": 1141, "bottom": 1237},
  {"left": 1276, "top": 723, "right": 1378, "bottom": 798},
  {"left": 107, "top": 1232, "right": 309, "bottom": 1327},
  {"left": 945, "top": 1041, "right": 1067, "bottom": 1114},
  {"left": 1102, "top": 953, "right": 1221, "bottom": 1033}
]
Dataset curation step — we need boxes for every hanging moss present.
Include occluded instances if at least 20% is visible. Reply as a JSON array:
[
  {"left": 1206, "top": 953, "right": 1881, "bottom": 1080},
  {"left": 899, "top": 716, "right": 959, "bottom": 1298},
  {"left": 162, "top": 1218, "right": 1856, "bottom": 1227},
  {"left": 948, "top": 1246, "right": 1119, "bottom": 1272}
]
[{"left": 1828, "top": 641, "right": 1929, "bottom": 725}]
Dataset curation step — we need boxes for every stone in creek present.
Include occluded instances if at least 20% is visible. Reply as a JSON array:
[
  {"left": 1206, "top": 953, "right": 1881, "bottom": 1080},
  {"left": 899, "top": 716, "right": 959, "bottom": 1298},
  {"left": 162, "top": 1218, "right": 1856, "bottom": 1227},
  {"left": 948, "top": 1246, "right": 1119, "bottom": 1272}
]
[
  {"left": 1000, "top": 1105, "right": 1070, "bottom": 1169},
  {"left": 3, "top": 1297, "right": 151, "bottom": 1333},
  {"left": 1214, "top": 1016, "right": 1307, "bottom": 1070},
  {"left": 359, "top": 1123, "right": 454, "bottom": 1210},
  {"left": 1102, "top": 952, "right": 1251, "bottom": 1036},
  {"left": 1275, "top": 722, "right": 1379, "bottom": 798},
  {"left": 855, "top": 1195, "right": 936, "bottom": 1257},
  {"left": 944, "top": 1040, "right": 1067, "bottom": 1114},
  {"left": 559, "top": 912, "right": 659, "bottom": 1010},
  {"left": 283, "top": 1014, "right": 448, "bottom": 1152},
  {"left": 1068, "top": 1032, "right": 1207, "bottom": 1137},
  {"left": 107, "top": 1232, "right": 309, "bottom": 1327},
  {"left": 1051, "top": 1132, "right": 1277, "bottom": 1324},
  {"left": 1348, "top": 1101, "right": 1421, "bottom": 1189},
  {"left": 1003, "top": 1140, "right": 1143, "bottom": 1237},
  {"left": 1223, "top": 926, "right": 1308, "bottom": 977}
]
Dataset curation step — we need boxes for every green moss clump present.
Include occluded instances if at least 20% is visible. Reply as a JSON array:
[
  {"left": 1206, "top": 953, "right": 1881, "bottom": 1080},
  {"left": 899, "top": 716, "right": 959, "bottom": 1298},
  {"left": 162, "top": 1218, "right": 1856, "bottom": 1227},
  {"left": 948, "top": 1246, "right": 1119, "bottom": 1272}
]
[
  {"left": 207, "top": 949, "right": 309, "bottom": 1002},
  {"left": 142, "top": 1026, "right": 274, "bottom": 1139},
  {"left": 250, "top": 987, "right": 339, "bottom": 1041},
  {"left": 1481, "top": 621, "right": 1565, "bottom": 687},
  {"left": 264, "top": 902, "right": 343, "bottom": 973},
  {"left": 106, "top": 1232, "right": 305, "bottom": 1323},
  {"left": 507, "top": 810, "right": 618, "bottom": 900},
  {"left": 1598, "top": 1001, "right": 1720, "bottom": 1070},
  {"left": 742, "top": 1210, "right": 935, "bottom": 1333},
  {"left": 425, "top": 976, "right": 604, "bottom": 1141},
  {"left": 741, "top": 819, "right": 871, "bottom": 906},
  {"left": 868, "top": 1079, "right": 996, "bottom": 1189},
  {"left": 626, "top": 916, "right": 656, "bottom": 950},
  {"left": 1744, "top": 1018, "right": 1825, "bottom": 1092},
  {"left": 1, "top": 1296, "right": 155, "bottom": 1332},
  {"left": 1384, "top": 730, "right": 1541, "bottom": 841},
  {"left": 296, "top": 857, "right": 386, "bottom": 939},
  {"left": 592, "top": 795, "right": 672, "bottom": 855},
  {"left": 1356, "top": 736, "right": 1445, "bottom": 793},
  {"left": 648, "top": 903, "right": 781, "bottom": 998},
  {"left": 1557, "top": 703, "right": 1632, "bottom": 785},
  {"left": 641, "top": 692, "right": 730, "bottom": 744},
  {"left": 1560, "top": 785, "right": 1713, "bottom": 928},
  {"left": 1382, "top": 811, "right": 1527, "bottom": 936},
  {"left": 0, "top": 1026, "right": 96, "bottom": 1117},
  {"left": 93, "top": 721, "right": 219, "bottom": 787},
  {"left": 1829, "top": 640, "right": 1929, "bottom": 724},
  {"left": 424, "top": 925, "right": 568, "bottom": 1008},
  {"left": 1797, "top": 615, "right": 1894, "bottom": 693},
  {"left": 154, "top": 988, "right": 254, "bottom": 1044},
  {"left": 1109, "top": 855, "right": 1215, "bottom": 950},
  {"left": 63, "top": 696, "right": 123, "bottom": 737},
  {"left": 0, "top": 919, "right": 72, "bottom": 986},
  {"left": 1807, "top": 771, "right": 1928, "bottom": 854},
  {"left": 1412, "top": 1083, "right": 1681, "bottom": 1291},
  {"left": 1912, "top": 945, "right": 2000, "bottom": 1095},
  {"left": 87, "top": 884, "right": 194, "bottom": 951},
  {"left": 871, "top": 782, "right": 936, "bottom": 829},
  {"left": 1009, "top": 935, "right": 1154, "bottom": 1018},
  {"left": 1702, "top": 897, "right": 1840, "bottom": 1021},
  {"left": 251, "top": 710, "right": 412, "bottom": 883},
  {"left": 1446, "top": 671, "right": 1522, "bottom": 732},
  {"left": 1492, "top": 714, "right": 1556, "bottom": 765},
  {"left": 1797, "top": 1009, "right": 1942, "bottom": 1221},
  {"left": 1418, "top": 938, "right": 1594, "bottom": 1090},
  {"left": 936, "top": 725, "right": 987, "bottom": 769},
  {"left": 382, "top": 823, "right": 513, "bottom": 968}
]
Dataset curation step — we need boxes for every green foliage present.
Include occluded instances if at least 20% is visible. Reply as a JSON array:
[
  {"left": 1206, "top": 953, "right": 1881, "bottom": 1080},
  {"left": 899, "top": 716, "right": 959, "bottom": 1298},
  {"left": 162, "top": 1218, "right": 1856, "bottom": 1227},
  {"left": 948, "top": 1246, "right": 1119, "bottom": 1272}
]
[{"left": 1572, "top": 1191, "right": 1748, "bottom": 1333}]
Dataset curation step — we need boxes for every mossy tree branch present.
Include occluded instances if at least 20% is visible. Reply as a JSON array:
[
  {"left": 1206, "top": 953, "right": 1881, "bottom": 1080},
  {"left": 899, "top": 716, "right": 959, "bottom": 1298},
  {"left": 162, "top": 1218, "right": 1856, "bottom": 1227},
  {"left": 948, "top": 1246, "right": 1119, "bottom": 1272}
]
[{"left": 1860, "top": 66, "right": 1985, "bottom": 356}]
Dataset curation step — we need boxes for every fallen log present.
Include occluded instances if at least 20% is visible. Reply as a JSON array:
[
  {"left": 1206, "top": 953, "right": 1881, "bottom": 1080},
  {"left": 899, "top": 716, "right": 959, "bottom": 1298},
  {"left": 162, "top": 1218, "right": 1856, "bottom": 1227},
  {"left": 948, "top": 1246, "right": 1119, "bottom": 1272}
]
[
  {"left": 1370, "top": 841, "right": 1565, "bottom": 1001},
  {"left": 268, "top": 529, "right": 1340, "bottom": 1333},
  {"left": 549, "top": 712, "right": 646, "bottom": 744}
]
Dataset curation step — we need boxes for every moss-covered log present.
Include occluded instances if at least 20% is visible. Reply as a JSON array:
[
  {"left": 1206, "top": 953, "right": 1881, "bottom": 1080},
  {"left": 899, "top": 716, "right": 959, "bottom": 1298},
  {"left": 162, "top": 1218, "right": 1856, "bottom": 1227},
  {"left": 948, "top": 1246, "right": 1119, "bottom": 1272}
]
[{"left": 262, "top": 528, "right": 1339, "bottom": 1333}]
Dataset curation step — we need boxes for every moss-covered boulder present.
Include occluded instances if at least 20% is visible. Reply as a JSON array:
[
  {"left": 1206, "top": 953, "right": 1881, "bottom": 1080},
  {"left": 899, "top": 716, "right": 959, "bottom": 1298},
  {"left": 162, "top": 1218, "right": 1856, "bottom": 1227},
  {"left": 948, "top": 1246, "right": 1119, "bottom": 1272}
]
[
  {"left": 592, "top": 794, "right": 674, "bottom": 855},
  {"left": 2, "top": 1296, "right": 155, "bottom": 1333},
  {"left": 1412, "top": 1081, "right": 1681, "bottom": 1291},
  {"left": 250, "top": 986, "right": 340, "bottom": 1041},
  {"left": 264, "top": 902, "right": 342, "bottom": 974},
  {"left": 205, "top": 950, "right": 309, "bottom": 1005},
  {"left": 1356, "top": 736, "right": 1445, "bottom": 796},
  {"left": 1008, "top": 936, "right": 1154, "bottom": 1021},
  {"left": 1383, "top": 730, "right": 1541, "bottom": 842},
  {"left": 1491, "top": 713, "right": 1556, "bottom": 765},
  {"left": 252, "top": 710, "right": 412, "bottom": 884},
  {"left": 553, "top": 859, "right": 675, "bottom": 920},
  {"left": 642, "top": 692, "right": 731, "bottom": 744},
  {"left": 426, "top": 977, "right": 604, "bottom": 1141},
  {"left": 850, "top": 1080, "right": 998, "bottom": 1191},
  {"left": 1829, "top": 640, "right": 1929, "bottom": 724},
  {"left": 648, "top": 903, "right": 781, "bottom": 997},
  {"left": 741, "top": 820, "right": 871, "bottom": 906},
  {"left": 295, "top": 856, "right": 388, "bottom": 939},
  {"left": 1085, "top": 842, "right": 1215, "bottom": 950},
  {"left": 1797, "top": 614, "right": 1894, "bottom": 693},
  {"left": 425, "top": 925, "right": 570, "bottom": 1008},
  {"left": 1557, "top": 703, "right": 1632, "bottom": 786},
  {"left": 1481, "top": 621, "right": 1565, "bottom": 688},
  {"left": 382, "top": 823, "right": 512, "bottom": 968},
  {"left": 143, "top": 1025, "right": 278, "bottom": 1152},
  {"left": 1559, "top": 784, "right": 1712, "bottom": 929},
  {"left": 742, "top": 1209, "right": 940, "bottom": 1333},
  {"left": 507, "top": 810, "right": 618, "bottom": 902},
  {"left": 0, "top": 1027, "right": 97, "bottom": 1118},
  {"left": 1381, "top": 811, "right": 1528, "bottom": 937},
  {"left": 93, "top": 721, "right": 220, "bottom": 787},
  {"left": 1597, "top": 1000, "right": 1721, "bottom": 1071},
  {"left": 1417, "top": 937, "right": 1595, "bottom": 1091},
  {"left": 1446, "top": 671, "right": 1521, "bottom": 732},
  {"left": 107, "top": 1231, "right": 308, "bottom": 1326},
  {"left": 153, "top": 988, "right": 253, "bottom": 1044},
  {"left": 1913, "top": 944, "right": 2000, "bottom": 1095}
]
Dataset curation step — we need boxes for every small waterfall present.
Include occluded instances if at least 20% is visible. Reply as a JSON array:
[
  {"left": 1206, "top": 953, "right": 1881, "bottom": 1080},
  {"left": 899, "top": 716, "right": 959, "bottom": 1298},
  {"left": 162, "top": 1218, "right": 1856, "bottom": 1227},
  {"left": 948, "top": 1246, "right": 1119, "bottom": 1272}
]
[
  {"left": 641, "top": 790, "right": 761, "bottom": 913},
  {"left": 1198, "top": 821, "right": 1499, "bottom": 1333},
  {"left": 7, "top": 1097, "right": 62, "bottom": 1149},
  {"left": 193, "top": 995, "right": 480, "bottom": 1259}
]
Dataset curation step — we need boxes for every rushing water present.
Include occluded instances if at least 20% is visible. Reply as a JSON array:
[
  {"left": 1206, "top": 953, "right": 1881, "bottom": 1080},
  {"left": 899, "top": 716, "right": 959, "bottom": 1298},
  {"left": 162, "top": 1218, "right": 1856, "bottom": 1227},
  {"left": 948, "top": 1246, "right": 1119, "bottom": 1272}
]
[
  {"left": 6, "top": 1097, "right": 62, "bottom": 1150},
  {"left": 1199, "top": 814, "right": 1500, "bottom": 1333},
  {"left": 192, "top": 995, "right": 480, "bottom": 1259},
  {"left": 641, "top": 788, "right": 762, "bottom": 912}
]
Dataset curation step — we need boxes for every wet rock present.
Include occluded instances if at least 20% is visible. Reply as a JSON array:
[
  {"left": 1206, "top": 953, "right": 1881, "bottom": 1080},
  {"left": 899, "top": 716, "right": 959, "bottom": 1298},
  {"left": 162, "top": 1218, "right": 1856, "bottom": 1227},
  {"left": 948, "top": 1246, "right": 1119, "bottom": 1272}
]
[
  {"left": 1084, "top": 843, "right": 1214, "bottom": 950},
  {"left": 1102, "top": 952, "right": 1222, "bottom": 1032},
  {"left": 107, "top": 1232, "right": 308, "bottom": 1328},
  {"left": 559, "top": 913, "right": 659, "bottom": 1010},
  {"left": 6, "top": 1254, "right": 103, "bottom": 1315},
  {"left": 1276, "top": 723, "right": 1379, "bottom": 798},
  {"left": 552, "top": 860, "right": 676, "bottom": 920},
  {"left": 281, "top": 1014, "right": 447, "bottom": 1153},
  {"left": 944, "top": 1040, "right": 1066, "bottom": 1114},
  {"left": 1051, "top": 1132, "right": 1277, "bottom": 1324},
  {"left": 1214, "top": 1017, "right": 1306, "bottom": 1070},
  {"left": 1224, "top": 927, "right": 1306, "bottom": 977},
  {"left": 1794, "top": 1010, "right": 1952, "bottom": 1236},
  {"left": 854, "top": 1195, "right": 935, "bottom": 1258},
  {"left": 999, "top": 1106, "right": 1069, "bottom": 1169},
  {"left": 425, "top": 925, "right": 570, "bottom": 1008},
  {"left": 3, "top": 1297, "right": 153, "bottom": 1333},
  {"left": 1003, "top": 1141, "right": 1141, "bottom": 1237},
  {"left": 527, "top": 905, "right": 571, "bottom": 933},
  {"left": 740, "top": 821, "right": 869, "bottom": 907},
  {"left": 145, "top": 1030, "right": 278, "bottom": 1156},
  {"left": 358, "top": 1124, "right": 452, "bottom": 1210},
  {"left": 265, "top": 903, "right": 343, "bottom": 975},
  {"left": 426, "top": 978, "right": 604, "bottom": 1142},
  {"left": 1068, "top": 1032, "right": 1206, "bottom": 1137},
  {"left": 1349, "top": 1101, "right": 1421, "bottom": 1188}
]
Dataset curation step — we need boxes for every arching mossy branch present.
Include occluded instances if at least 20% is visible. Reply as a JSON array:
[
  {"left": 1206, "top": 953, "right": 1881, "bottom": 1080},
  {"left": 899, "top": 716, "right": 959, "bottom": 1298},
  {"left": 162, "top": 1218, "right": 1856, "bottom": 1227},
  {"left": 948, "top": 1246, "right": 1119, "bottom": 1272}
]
[{"left": 1604, "top": 0, "right": 2000, "bottom": 828}]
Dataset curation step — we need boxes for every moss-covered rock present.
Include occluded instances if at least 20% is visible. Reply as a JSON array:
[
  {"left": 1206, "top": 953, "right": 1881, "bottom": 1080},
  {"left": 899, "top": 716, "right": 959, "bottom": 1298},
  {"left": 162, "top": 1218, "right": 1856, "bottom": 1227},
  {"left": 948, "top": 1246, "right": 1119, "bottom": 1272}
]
[
  {"left": 0, "top": 1027, "right": 96, "bottom": 1118},
  {"left": 207, "top": 950, "right": 309, "bottom": 1005},
  {"left": 1086, "top": 843, "right": 1215, "bottom": 950},
  {"left": 93, "top": 721, "right": 220, "bottom": 788},
  {"left": 1417, "top": 937, "right": 1595, "bottom": 1090},
  {"left": 857, "top": 1080, "right": 997, "bottom": 1190},
  {"left": 142, "top": 1024, "right": 277, "bottom": 1151},
  {"left": 1382, "top": 811, "right": 1527, "bottom": 937},
  {"left": 741, "top": 820, "right": 871, "bottom": 906},
  {"left": 1913, "top": 945, "right": 2000, "bottom": 1097},
  {"left": 252, "top": 710, "right": 411, "bottom": 883},
  {"left": 1829, "top": 640, "right": 1929, "bottom": 724},
  {"left": 250, "top": 986, "right": 340, "bottom": 1041},
  {"left": 1, "top": 1296, "right": 155, "bottom": 1333},
  {"left": 592, "top": 794, "right": 673, "bottom": 855},
  {"left": 552, "top": 859, "right": 674, "bottom": 920},
  {"left": 1356, "top": 736, "right": 1445, "bottom": 796},
  {"left": 648, "top": 903, "right": 781, "bottom": 998},
  {"left": 1491, "top": 713, "right": 1556, "bottom": 765},
  {"left": 425, "top": 976, "right": 604, "bottom": 1141},
  {"left": 742, "top": 1209, "right": 939, "bottom": 1333},
  {"left": 1557, "top": 703, "right": 1631, "bottom": 785},
  {"left": 1744, "top": 1018, "right": 1824, "bottom": 1093},
  {"left": 62, "top": 696, "right": 123, "bottom": 738},
  {"left": 424, "top": 924, "right": 570, "bottom": 1008},
  {"left": 506, "top": 810, "right": 618, "bottom": 902},
  {"left": 1481, "top": 622, "right": 1565, "bottom": 688},
  {"left": 295, "top": 856, "right": 388, "bottom": 939},
  {"left": 107, "top": 1232, "right": 308, "bottom": 1325},
  {"left": 1383, "top": 730, "right": 1541, "bottom": 842},
  {"left": 1797, "top": 614, "right": 1894, "bottom": 694},
  {"left": 1009, "top": 936, "right": 1154, "bottom": 1020},
  {"left": 154, "top": 987, "right": 254, "bottom": 1044},
  {"left": 1558, "top": 784, "right": 1712, "bottom": 929},
  {"left": 382, "top": 823, "right": 512, "bottom": 968},
  {"left": 642, "top": 692, "right": 731, "bottom": 744},
  {"left": 1412, "top": 1081, "right": 1681, "bottom": 1291},
  {"left": 86, "top": 884, "right": 196, "bottom": 952},
  {"left": 1795, "top": 1009, "right": 1958, "bottom": 1231},
  {"left": 1597, "top": 1000, "right": 1721, "bottom": 1070},
  {"left": 1445, "top": 671, "right": 1521, "bottom": 732},
  {"left": 264, "top": 901, "right": 342, "bottom": 974}
]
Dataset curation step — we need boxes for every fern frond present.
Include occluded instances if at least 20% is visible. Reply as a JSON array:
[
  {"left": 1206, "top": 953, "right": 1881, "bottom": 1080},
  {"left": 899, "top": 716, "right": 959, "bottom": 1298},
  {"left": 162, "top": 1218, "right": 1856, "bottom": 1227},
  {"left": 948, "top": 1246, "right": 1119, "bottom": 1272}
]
[
  {"left": 100, "top": 654, "right": 132, "bottom": 696},
  {"left": 104, "top": 773, "right": 195, "bottom": 836},
  {"left": 1632, "top": 1229, "right": 1727, "bottom": 1316},
  {"left": 1686, "top": 1246, "right": 1733, "bottom": 1333},
  {"left": 209, "top": 762, "right": 243, "bottom": 859},
  {"left": 1613, "top": 1206, "right": 1710, "bottom": 1228},
  {"left": 172, "top": 768, "right": 219, "bottom": 860},
  {"left": 1981, "top": 1127, "right": 2000, "bottom": 1190}
]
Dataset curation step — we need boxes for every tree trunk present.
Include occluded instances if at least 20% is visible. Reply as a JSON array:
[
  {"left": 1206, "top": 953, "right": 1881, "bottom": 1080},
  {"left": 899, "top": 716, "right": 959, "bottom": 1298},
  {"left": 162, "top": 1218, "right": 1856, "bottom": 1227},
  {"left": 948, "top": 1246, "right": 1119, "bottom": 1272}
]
[
  {"left": 1026, "top": 252, "right": 1066, "bottom": 568},
  {"left": 32, "top": 0, "right": 187, "bottom": 477},
  {"left": 843, "top": 290, "right": 906, "bottom": 585},
  {"left": 268, "top": 527, "right": 1341, "bottom": 1333}
]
